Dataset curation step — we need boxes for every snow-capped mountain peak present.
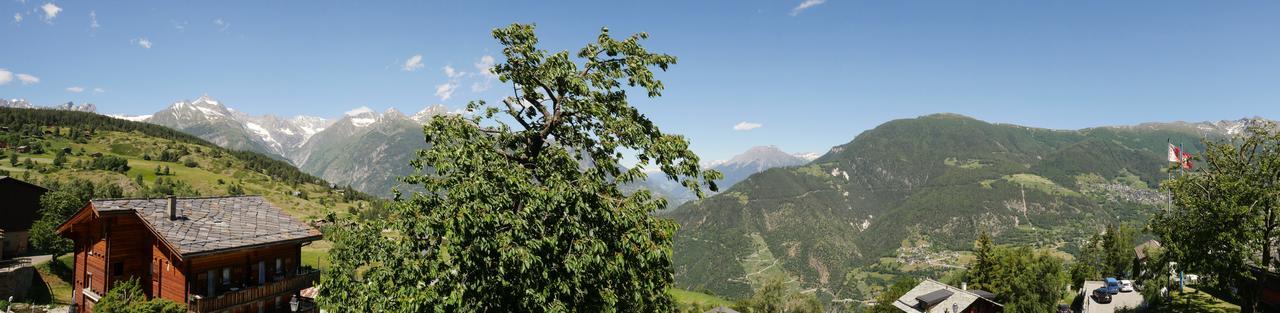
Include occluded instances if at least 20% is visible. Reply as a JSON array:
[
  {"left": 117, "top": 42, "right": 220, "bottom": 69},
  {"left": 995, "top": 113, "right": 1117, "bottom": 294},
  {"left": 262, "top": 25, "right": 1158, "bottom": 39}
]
[
  {"left": 193, "top": 94, "right": 221, "bottom": 107},
  {"left": 344, "top": 106, "right": 375, "bottom": 117},
  {"left": 412, "top": 104, "right": 449, "bottom": 123},
  {"left": 382, "top": 107, "right": 407, "bottom": 120},
  {"left": 0, "top": 98, "right": 34, "bottom": 109}
]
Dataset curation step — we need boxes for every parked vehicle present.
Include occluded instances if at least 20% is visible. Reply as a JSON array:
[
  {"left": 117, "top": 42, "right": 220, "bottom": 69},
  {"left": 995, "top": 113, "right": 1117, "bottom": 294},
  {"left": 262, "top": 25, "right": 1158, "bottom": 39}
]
[
  {"left": 1105, "top": 277, "right": 1121, "bottom": 294},
  {"left": 1120, "top": 279, "right": 1135, "bottom": 292},
  {"left": 1058, "top": 304, "right": 1071, "bottom": 313},
  {"left": 1092, "top": 287, "right": 1113, "bottom": 304}
]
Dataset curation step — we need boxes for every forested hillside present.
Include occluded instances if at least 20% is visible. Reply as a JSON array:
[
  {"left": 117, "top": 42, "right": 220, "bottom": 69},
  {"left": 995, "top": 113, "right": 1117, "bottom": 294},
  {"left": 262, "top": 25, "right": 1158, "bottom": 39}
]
[
  {"left": 0, "top": 107, "right": 375, "bottom": 219},
  {"left": 669, "top": 113, "right": 1231, "bottom": 301}
]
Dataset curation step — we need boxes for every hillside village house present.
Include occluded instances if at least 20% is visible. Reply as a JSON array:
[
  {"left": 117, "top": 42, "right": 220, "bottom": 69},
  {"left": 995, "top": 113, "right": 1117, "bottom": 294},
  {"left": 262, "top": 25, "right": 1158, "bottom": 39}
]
[
  {"left": 892, "top": 279, "right": 1003, "bottom": 313},
  {"left": 58, "top": 196, "right": 322, "bottom": 313},
  {"left": 0, "top": 176, "right": 50, "bottom": 257}
]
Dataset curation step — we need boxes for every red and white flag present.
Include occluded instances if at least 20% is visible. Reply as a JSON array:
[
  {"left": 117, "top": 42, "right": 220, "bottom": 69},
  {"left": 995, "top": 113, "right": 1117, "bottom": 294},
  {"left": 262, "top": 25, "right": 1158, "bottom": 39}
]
[{"left": 1168, "top": 143, "right": 1181, "bottom": 162}]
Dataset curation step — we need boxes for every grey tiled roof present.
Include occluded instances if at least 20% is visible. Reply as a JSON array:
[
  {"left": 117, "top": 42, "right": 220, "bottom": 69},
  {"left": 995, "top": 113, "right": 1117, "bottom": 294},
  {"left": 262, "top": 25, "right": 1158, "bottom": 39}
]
[
  {"left": 91, "top": 196, "right": 321, "bottom": 256},
  {"left": 892, "top": 279, "right": 1001, "bottom": 313}
]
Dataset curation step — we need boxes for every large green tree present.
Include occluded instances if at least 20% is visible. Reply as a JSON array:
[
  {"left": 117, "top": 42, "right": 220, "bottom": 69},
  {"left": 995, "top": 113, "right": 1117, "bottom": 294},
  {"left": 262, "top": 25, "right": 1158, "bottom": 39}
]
[
  {"left": 319, "top": 23, "right": 720, "bottom": 312},
  {"left": 28, "top": 190, "right": 82, "bottom": 255},
  {"left": 1152, "top": 121, "right": 1280, "bottom": 313},
  {"left": 965, "top": 240, "right": 1068, "bottom": 313}
]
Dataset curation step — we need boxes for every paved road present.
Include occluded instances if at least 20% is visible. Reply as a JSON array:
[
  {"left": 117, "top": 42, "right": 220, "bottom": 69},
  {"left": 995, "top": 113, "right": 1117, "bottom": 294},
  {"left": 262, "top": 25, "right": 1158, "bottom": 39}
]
[
  {"left": 1082, "top": 281, "right": 1144, "bottom": 313},
  {"left": 23, "top": 254, "right": 53, "bottom": 265}
]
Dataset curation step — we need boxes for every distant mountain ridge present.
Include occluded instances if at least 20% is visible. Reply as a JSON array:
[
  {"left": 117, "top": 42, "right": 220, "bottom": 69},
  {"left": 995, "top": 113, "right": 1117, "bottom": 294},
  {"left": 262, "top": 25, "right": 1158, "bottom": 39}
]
[
  {"left": 2, "top": 98, "right": 96, "bottom": 112},
  {"left": 639, "top": 145, "right": 814, "bottom": 209}
]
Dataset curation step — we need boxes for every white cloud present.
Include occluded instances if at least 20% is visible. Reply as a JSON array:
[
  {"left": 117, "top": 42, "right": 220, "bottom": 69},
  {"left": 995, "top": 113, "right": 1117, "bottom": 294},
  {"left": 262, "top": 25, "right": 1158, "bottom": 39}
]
[
  {"left": 0, "top": 69, "right": 12, "bottom": 85},
  {"left": 443, "top": 65, "right": 463, "bottom": 78},
  {"left": 172, "top": 20, "right": 188, "bottom": 32},
  {"left": 40, "top": 2, "right": 60, "bottom": 22},
  {"left": 66, "top": 86, "right": 84, "bottom": 93},
  {"left": 89, "top": 10, "right": 99, "bottom": 31},
  {"left": 133, "top": 38, "right": 152, "bottom": 49},
  {"left": 92, "top": 87, "right": 105, "bottom": 93},
  {"left": 733, "top": 121, "right": 763, "bottom": 131},
  {"left": 790, "top": 0, "right": 826, "bottom": 16},
  {"left": 470, "top": 81, "right": 491, "bottom": 93},
  {"left": 474, "top": 55, "right": 497, "bottom": 79},
  {"left": 434, "top": 82, "right": 458, "bottom": 101},
  {"left": 13, "top": 13, "right": 22, "bottom": 24},
  {"left": 470, "top": 55, "right": 498, "bottom": 92},
  {"left": 213, "top": 18, "right": 229, "bottom": 32},
  {"left": 402, "top": 54, "right": 424, "bottom": 71},
  {"left": 344, "top": 106, "right": 374, "bottom": 116},
  {"left": 17, "top": 73, "right": 39, "bottom": 85}
]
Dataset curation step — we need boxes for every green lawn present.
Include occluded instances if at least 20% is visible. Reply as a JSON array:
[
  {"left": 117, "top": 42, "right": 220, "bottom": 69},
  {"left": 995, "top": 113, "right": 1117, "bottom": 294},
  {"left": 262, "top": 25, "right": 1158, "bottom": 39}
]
[
  {"left": 670, "top": 287, "right": 734, "bottom": 307},
  {"left": 28, "top": 254, "right": 75, "bottom": 306},
  {"left": 301, "top": 240, "right": 332, "bottom": 270},
  {"left": 1163, "top": 286, "right": 1241, "bottom": 313}
]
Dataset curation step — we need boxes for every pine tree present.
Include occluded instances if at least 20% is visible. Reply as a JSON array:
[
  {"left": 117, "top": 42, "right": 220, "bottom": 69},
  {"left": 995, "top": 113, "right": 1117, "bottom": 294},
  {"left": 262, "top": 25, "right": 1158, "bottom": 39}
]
[{"left": 969, "top": 231, "right": 996, "bottom": 290}]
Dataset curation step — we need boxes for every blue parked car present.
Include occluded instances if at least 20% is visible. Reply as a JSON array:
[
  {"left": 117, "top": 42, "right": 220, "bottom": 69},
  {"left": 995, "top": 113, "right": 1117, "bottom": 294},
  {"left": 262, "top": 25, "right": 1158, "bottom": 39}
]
[{"left": 1105, "top": 277, "right": 1121, "bottom": 295}]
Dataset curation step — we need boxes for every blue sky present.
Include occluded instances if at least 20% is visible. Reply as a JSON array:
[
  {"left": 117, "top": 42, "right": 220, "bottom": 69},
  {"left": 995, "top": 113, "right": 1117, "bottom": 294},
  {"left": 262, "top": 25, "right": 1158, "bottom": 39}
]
[{"left": 3, "top": 1, "right": 1280, "bottom": 161}]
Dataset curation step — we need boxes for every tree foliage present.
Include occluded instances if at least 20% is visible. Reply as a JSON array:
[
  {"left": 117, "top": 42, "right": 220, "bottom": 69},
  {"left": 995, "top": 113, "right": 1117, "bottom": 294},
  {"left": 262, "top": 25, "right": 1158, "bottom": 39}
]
[
  {"left": 966, "top": 242, "right": 1068, "bottom": 313},
  {"left": 28, "top": 190, "right": 82, "bottom": 255},
  {"left": 1151, "top": 121, "right": 1280, "bottom": 313},
  {"left": 866, "top": 277, "right": 918, "bottom": 313},
  {"left": 320, "top": 23, "right": 719, "bottom": 312},
  {"left": 93, "top": 279, "right": 185, "bottom": 313},
  {"left": 1070, "top": 223, "right": 1136, "bottom": 288}
]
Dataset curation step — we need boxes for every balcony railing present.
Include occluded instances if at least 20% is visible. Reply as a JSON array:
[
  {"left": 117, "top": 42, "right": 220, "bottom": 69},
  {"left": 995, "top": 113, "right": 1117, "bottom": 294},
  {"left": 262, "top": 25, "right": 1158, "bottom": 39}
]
[{"left": 189, "top": 269, "right": 320, "bottom": 313}]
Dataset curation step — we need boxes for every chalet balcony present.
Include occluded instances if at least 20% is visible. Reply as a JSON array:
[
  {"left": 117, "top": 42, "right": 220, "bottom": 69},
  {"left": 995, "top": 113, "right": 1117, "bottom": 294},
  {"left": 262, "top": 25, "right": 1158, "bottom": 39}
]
[{"left": 189, "top": 269, "right": 320, "bottom": 313}]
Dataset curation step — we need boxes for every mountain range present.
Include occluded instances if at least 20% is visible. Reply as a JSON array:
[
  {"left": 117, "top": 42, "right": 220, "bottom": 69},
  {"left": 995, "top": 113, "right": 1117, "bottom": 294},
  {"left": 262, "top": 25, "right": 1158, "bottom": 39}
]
[
  {"left": 2, "top": 98, "right": 97, "bottom": 112},
  {"left": 109, "top": 95, "right": 814, "bottom": 199},
  {"left": 667, "top": 113, "right": 1266, "bottom": 300},
  {"left": 110, "top": 95, "right": 449, "bottom": 197}
]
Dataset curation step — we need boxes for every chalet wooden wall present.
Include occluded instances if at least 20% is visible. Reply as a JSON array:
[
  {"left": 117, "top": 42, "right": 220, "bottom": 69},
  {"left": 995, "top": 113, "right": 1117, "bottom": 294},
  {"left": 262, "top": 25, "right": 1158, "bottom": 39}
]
[
  {"left": 106, "top": 215, "right": 152, "bottom": 289},
  {"left": 151, "top": 240, "right": 187, "bottom": 302}
]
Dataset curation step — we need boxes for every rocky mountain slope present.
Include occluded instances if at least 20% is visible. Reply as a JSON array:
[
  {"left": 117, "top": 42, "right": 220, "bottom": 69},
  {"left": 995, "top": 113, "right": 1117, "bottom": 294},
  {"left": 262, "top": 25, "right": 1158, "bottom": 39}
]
[
  {"left": 669, "top": 113, "right": 1261, "bottom": 300},
  {"left": 295, "top": 107, "right": 444, "bottom": 197}
]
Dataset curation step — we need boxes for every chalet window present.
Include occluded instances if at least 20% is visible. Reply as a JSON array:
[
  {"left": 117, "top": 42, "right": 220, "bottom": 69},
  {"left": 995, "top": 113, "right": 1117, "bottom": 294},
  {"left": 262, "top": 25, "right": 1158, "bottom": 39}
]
[
  {"left": 112, "top": 262, "right": 124, "bottom": 276},
  {"left": 85, "top": 272, "right": 93, "bottom": 290},
  {"left": 275, "top": 258, "right": 283, "bottom": 274},
  {"left": 206, "top": 270, "right": 215, "bottom": 297},
  {"left": 222, "top": 267, "right": 232, "bottom": 285},
  {"left": 258, "top": 261, "right": 266, "bottom": 285}
]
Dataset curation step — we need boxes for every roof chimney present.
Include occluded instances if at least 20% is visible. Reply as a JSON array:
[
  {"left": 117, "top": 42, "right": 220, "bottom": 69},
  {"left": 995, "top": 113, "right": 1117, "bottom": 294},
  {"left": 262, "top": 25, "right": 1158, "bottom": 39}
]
[
  {"left": 167, "top": 195, "right": 178, "bottom": 220},
  {"left": 961, "top": 282, "right": 967, "bottom": 290}
]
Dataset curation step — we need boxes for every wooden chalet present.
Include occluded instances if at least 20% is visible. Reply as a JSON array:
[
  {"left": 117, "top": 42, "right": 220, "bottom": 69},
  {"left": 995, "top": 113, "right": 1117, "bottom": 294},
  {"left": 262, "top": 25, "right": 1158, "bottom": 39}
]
[
  {"left": 58, "top": 195, "right": 322, "bottom": 313},
  {"left": 0, "top": 176, "right": 49, "bottom": 257}
]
